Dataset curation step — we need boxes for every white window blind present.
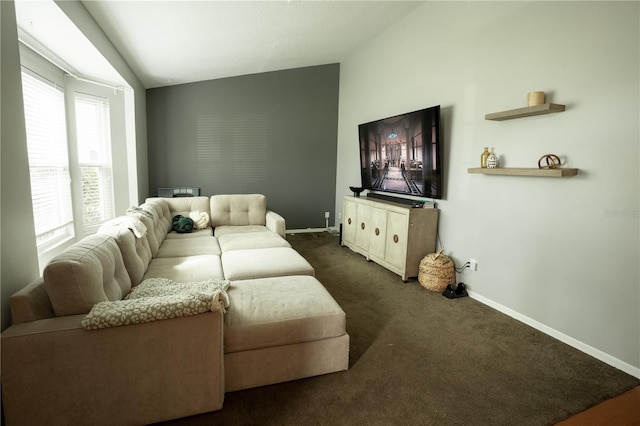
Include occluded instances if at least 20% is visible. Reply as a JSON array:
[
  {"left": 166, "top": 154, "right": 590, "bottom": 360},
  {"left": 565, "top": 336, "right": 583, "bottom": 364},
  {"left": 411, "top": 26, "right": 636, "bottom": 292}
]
[
  {"left": 74, "top": 92, "right": 115, "bottom": 231},
  {"left": 21, "top": 68, "right": 74, "bottom": 252}
]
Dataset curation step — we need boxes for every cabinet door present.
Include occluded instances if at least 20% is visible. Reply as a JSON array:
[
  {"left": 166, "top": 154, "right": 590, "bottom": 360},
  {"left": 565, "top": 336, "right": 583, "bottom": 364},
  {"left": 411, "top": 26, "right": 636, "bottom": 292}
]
[
  {"left": 385, "top": 211, "right": 409, "bottom": 269},
  {"left": 355, "top": 203, "right": 372, "bottom": 250},
  {"left": 368, "top": 207, "right": 387, "bottom": 259},
  {"left": 342, "top": 199, "right": 357, "bottom": 245}
]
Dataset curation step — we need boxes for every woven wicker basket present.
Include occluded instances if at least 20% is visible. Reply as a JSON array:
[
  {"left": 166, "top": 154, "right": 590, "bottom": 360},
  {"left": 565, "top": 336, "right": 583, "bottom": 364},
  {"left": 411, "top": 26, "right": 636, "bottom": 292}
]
[{"left": 418, "top": 250, "right": 455, "bottom": 292}]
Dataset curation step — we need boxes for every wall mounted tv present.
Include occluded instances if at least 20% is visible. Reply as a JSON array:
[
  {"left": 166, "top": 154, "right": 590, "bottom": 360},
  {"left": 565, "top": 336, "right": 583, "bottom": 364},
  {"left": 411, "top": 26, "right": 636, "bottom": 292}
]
[{"left": 358, "top": 105, "right": 443, "bottom": 200}]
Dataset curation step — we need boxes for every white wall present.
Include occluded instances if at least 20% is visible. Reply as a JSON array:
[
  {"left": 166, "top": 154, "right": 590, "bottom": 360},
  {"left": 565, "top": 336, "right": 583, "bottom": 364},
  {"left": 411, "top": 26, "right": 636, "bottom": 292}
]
[
  {"left": 1, "top": 0, "right": 41, "bottom": 331},
  {"left": 56, "top": 0, "right": 149, "bottom": 202},
  {"left": 335, "top": 1, "right": 639, "bottom": 375}
]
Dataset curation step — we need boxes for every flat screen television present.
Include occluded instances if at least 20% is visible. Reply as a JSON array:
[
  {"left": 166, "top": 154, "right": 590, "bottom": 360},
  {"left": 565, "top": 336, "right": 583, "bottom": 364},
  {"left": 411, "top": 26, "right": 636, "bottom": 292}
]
[{"left": 358, "top": 105, "right": 443, "bottom": 200}]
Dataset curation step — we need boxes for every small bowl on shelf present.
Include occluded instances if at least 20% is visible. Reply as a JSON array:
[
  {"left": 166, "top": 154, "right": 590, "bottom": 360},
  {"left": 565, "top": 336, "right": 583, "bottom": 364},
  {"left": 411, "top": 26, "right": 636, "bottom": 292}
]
[{"left": 349, "top": 186, "right": 364, "bottom": 197}]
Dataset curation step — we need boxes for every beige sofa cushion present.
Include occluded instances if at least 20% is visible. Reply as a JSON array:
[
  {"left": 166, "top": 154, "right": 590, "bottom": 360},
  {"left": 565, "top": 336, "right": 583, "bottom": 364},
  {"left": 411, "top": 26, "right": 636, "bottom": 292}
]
[
  {"left": 143, "top": 255, "right": 225, "bottom": 282},
  {"left": 165, "top": 228, "right": 213, "bottom": 239},
  {"left": 222, "top": 247, "right": 314, "bottom": 281},
  {"left": 218, "top": 231, "right": 291, "bottom": 252},
  {"left": 224, "top": 275, "right": 346, "bottom": 353},
  {"left": 213, "top": 225, "right": 270, "bottom": 237},
  {"left": 43, "top": 234, "right": 131, "bottom": 316},
  {"left": 156, "top": 237, "right": 222, "bottom": 258},
  {"left": 210, "top": 194, "right": 267, "bottom": 227}
]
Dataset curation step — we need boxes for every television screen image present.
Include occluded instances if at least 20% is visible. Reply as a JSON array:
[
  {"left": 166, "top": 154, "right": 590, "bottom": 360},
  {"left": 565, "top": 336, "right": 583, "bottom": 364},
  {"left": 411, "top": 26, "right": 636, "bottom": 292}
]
[{"left": 358, "top": 105, "right": 442, "bottom": 199}]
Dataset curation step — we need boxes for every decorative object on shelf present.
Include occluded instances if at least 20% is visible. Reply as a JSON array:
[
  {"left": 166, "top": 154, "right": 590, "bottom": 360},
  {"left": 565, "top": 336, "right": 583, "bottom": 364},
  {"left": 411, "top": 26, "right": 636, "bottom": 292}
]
[
  {"left": 487, "top": 148, "right": 499, "bottom": 168},
  {"left": 538, "top": 154, "right": 562, "bottom": 169},
  {"left": 349, "top": 186, "right": 364, "bottom": 197},
  {"left": 480, "top": 147, "right": 490, "bottom": 168},
  {"left": 468, "top": 167, "right": 578, "bottom": 177},
  {"left": 527, "top": 91, "right": 546, "bottom": 106},
  {"left": 418, "top": 250, "right": 455, "bottom": 292}
]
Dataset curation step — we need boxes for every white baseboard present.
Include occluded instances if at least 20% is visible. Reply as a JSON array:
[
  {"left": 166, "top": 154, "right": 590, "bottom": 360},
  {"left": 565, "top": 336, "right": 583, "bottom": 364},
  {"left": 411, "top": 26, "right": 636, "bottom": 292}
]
[
  {"left": 286, "top": 228, "right": 328, "bottom": 234},
  {"left": 281, "top": 230, "right": 640, "bottom": 379},
  {"left": 468, "top": 290, "right": 640, "bottom": 379}
]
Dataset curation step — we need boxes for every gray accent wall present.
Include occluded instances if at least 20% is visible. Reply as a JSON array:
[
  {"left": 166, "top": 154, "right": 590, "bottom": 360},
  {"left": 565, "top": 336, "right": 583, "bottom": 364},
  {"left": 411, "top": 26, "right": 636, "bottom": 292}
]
[{"left": 146, "top": 64, "right": 340, "bottom": 229}]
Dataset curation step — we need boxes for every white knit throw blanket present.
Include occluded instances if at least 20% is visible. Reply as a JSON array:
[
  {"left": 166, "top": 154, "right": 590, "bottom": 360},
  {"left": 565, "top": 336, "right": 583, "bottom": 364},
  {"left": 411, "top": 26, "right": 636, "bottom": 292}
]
[
  {"left": 101, "top": 215, "right": 148, "bottom": 238},
  {"left": 189, "top": 211, "right": 211, "bottom": 230},
  {"left": 82, "top": 278, "right": 230, "bottom": 330}
]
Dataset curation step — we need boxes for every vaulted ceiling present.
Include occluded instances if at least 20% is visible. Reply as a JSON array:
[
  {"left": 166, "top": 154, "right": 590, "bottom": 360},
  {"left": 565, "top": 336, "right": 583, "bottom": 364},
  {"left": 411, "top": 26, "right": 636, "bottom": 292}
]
[
  {"left": 82, "top": 1, "right": 423, "bottom": 88},
  {"left": 15, "top": 1, "right": 423, "bottom": 89},
  {"left": 16, "top": 0, "right": 423, "bottom": 88}
]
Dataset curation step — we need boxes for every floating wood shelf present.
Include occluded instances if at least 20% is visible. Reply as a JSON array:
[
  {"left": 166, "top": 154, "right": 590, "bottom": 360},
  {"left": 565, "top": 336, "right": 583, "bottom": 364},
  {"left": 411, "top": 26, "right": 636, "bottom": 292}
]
[
  {"left": 468, "top": 167, "right": 578, "bottom": 177},
  {"left": 485, "top": 103, "right": 566, "bottom": 121}
]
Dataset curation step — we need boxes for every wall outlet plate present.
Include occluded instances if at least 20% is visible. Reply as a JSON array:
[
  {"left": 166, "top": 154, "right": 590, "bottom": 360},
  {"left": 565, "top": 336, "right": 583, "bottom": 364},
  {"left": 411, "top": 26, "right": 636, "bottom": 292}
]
[{"left": 469, "top": 259, "right": 477, "bottom": 271}]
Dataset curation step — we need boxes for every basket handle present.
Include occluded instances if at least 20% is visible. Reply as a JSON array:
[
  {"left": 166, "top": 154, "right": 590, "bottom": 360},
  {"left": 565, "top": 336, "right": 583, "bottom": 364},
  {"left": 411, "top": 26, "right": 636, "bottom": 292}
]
[{"left": 434, "top": 249, "right": 444, "bottom": 259}]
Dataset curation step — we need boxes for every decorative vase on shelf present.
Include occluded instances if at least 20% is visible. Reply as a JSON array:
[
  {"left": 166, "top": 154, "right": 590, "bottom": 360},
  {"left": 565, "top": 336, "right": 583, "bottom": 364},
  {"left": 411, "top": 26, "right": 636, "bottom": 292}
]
[
  {"left": 480, "top": 147, "right": 490, "bottom": 168},
  {"left": 487, "top": 148, "right": 499, "bottom": 169}
]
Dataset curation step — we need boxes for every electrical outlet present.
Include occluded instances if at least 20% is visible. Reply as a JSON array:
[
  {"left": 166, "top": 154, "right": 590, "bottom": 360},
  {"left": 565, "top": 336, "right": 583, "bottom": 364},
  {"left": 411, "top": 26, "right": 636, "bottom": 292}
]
[
  {"left": 469, "top": 259, "right": 477, "bottom": 271},
  {"left": 324, "top": 211, "right": 330, "bottom": 219}
]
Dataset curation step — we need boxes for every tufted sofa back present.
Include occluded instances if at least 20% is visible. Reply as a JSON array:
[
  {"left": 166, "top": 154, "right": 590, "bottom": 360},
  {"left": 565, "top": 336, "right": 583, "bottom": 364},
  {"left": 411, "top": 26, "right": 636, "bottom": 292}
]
[
  {"left": 210, "top": 194, "right": 267, "bottom": 227},
  {"left": 98, "top": 217, "right": 153, "bottom": 286},
  {"left": 134, "top": 202, "right": 169, "bottom": 256},
  {"left": 156, "top": 196, "right": 211, "bottom": 219},
  {"left": 143, "top": 199, "right": 172, "bottom": 229},
  {"left": 43, "top": 234, "right": 131, "bottom": 317}
]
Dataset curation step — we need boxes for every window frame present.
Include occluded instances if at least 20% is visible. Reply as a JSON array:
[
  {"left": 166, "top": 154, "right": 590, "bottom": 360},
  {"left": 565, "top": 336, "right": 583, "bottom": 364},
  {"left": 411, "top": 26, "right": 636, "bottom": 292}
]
[
  {"left": 19, "top": 42, "right": 132, "bottom": 270},
  {"left": 20, "top": 67, "right": 76, "bottom": 254},
  {"left": 72, "top": 91, "right": 116, "bottom": 233}
]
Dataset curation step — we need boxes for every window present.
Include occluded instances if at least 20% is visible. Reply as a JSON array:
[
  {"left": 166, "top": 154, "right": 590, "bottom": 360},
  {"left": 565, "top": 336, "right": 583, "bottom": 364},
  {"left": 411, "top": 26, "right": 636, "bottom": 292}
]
[
  {"left": 21, "top": 69, "right": 74, "bottom": 253},
  {"left": 21, "top": 67, "right": 118, "bottom": 258},
  {"left": 19, "top": 40, "right": 133, "bottom": 268},
  {"left": 74, "top": 93, "right": 115, "bottom": 231}
]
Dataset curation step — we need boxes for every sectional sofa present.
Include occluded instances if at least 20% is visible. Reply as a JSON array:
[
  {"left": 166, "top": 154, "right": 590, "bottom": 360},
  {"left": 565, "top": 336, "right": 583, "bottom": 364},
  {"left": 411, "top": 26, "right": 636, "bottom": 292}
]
[{"left": 1, "top": 194, "right": 350, "bottom": 425}]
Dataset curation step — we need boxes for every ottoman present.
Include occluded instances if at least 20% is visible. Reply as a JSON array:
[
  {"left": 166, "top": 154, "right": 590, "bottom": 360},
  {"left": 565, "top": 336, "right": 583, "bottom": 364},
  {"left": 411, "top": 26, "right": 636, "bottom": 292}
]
[
  {"left": 221, "top": 247, "right": 314, "bottom": 280},
  {"left": 224, "top": 275, "right": 350, "bottom": 391},
  {"left": 218, "top": 231, "right": 291, "bottom": 252}
]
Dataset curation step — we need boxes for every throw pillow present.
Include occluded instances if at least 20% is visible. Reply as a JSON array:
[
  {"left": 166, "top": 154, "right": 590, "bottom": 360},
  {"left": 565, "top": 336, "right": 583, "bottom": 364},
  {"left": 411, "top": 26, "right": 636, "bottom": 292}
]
[{"left": 172, "top": 215, "right": 194, "bottom": 233}]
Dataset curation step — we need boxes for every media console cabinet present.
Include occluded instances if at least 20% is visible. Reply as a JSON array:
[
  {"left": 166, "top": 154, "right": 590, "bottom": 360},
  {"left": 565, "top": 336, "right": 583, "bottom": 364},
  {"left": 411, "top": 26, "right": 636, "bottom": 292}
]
[{"left": 341, "top": 196, "right": 439, "bottom": 281}]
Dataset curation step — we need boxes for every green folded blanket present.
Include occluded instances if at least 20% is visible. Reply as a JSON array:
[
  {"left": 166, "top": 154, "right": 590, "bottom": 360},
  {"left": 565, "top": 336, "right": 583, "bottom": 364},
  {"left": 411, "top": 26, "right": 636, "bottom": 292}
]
[{"left": 172, "top": 215, "right": 194, "bottom": 233}]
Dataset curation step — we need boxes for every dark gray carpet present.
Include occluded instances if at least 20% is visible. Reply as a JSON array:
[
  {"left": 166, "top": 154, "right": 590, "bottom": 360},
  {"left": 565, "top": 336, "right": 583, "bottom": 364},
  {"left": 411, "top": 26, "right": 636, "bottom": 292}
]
[{"left": 160, "top": 232, "right": 639, "bottom": 425}]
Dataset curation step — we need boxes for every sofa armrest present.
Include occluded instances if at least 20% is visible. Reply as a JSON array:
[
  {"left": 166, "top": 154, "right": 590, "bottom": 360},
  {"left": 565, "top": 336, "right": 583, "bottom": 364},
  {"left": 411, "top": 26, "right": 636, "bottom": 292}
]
[
  {"left": 1, "top": 312, "right": 225, "bottom": 426},
  {"left": 266, "top": 210, "right": 286, "bottom": 238}
]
